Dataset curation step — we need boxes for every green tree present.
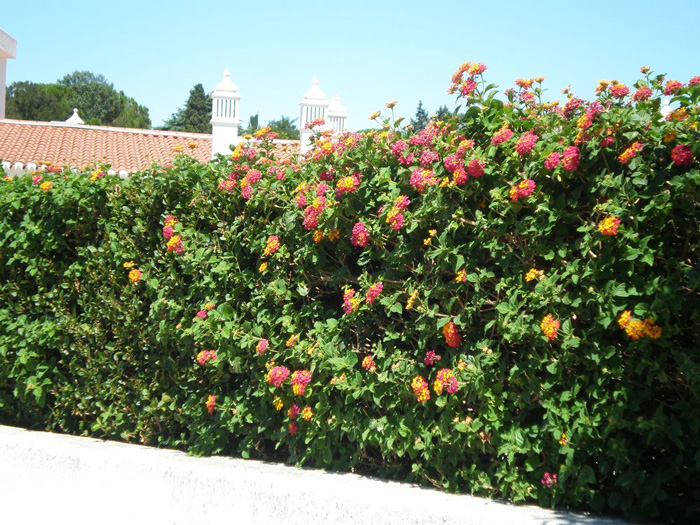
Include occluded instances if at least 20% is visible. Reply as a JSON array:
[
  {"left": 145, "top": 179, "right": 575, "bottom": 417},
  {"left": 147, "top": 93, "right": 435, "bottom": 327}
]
[
  {"left": 58, "top": 71, "right": 121, "bottom": 125},
  {"left": 112, "top": 93, "right": 152, "bottom": 129},
  {"left": 410, "top": 100, "right": 429, "bottom": 131},
  {"left": 55, "top": 71, "right": 151, "bottom": 128},
  {"left": 240, "top": 113, "right": 260, "bottom": 136},
  {"left": 267, "top": 115, "right": 300, "bottom": 140},
  {"left": 434, "top": 105, "right": 452, "bottom": 121},
  {"left": 5, "top": 82, "right": 71, "bottom": 121},
  {"left": 161, "top": 84, "right": 211, "bottom": 134}
]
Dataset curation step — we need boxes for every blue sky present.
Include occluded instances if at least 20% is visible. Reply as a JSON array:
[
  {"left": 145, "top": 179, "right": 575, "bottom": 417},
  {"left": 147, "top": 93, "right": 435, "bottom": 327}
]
[{"left": 3, "top": 0, "right": 699, "bottom": 131}]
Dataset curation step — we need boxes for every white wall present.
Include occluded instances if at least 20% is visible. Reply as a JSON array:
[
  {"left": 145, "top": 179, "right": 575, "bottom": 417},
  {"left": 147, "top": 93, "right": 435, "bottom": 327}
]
[
  {"left": 0, "top": 425, "right": 621, "bottom": 525},
  {"left": 0, "top": 29, "right": 18, "bottom": 119}
]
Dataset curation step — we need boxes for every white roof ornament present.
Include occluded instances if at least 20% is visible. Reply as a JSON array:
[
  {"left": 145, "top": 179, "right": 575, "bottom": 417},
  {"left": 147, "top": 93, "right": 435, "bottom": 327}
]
[
  {"left": 65, "top": 108, "right": 85, "bottom": 125},
  {"left": 214, "top": 68, "right": 239, "bottom": 94},
  {"left": 302, "top": 77, "right": 327, "bottom": 102},
  {"left": 327, "top": 94, "right": 348, "bottom": 118},
  {"left": 660, "top": 97, "right": 672, "bottom": 119}
]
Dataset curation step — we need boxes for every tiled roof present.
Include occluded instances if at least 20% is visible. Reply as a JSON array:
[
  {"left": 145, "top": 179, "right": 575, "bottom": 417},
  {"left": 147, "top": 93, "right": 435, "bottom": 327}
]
[
  {"left": 0, "top": 119, "right": 212, "bottom": 172},
  {"left": 0, "top": 119, "right": 301, "bottom": 173}
]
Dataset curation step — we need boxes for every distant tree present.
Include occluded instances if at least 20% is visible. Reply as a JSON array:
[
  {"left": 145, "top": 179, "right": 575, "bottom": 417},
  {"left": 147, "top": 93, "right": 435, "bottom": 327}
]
[
  {"left": 161, "top": 84, "right": 211, "bottom": 134},
  {"left": 267, "top": 115, "right": 300, "bottom": 140},
  {"left": 434, "top": 105, "right": 451, "bottom": 121},
  {"left": 410, "top": 100, "right": 429, "bottom": 132},
  {"left": 58, "top": 71, "right": 122, "bottom": 125},
  {"left": 112, "top": 93, "right": 152, "bottom": 129},
  {"left": 240, "top": 113, "right": 260, "bottom": 136},
  {"left": 6, "top": 82, "right": 71, "bottom": 121},
  {"left": 7, "top": 72, "right": 151, "bottom": 128}
]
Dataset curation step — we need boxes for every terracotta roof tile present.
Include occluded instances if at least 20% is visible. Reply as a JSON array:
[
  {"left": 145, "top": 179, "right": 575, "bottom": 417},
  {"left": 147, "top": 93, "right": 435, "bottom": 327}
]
[{"left": 0, "top": 119, "right": 301, "bottom": 173}]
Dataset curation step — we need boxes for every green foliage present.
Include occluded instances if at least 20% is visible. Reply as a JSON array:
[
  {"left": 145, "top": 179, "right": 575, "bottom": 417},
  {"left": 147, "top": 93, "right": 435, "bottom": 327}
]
[
  {"left": 5, "top": 82, "right": 72, "bottom": 121},
  {"left": 411, "top": 100, "right": 429, "bottom": 131},
  {"left": 1, "top": 65, "right": 699, "bottom": 523},
  {"left": 434, "top": 105, "right": 452, "bottom": 121},
  {"left": 58, "top": 71, "right": 151, "bottom": 128},
  {"left": 161, "top": 84, "right": 211, "bottom": 134},
  {"left": 240, "top": 113, "right": 260, "bottom": 136},
  {"left": 6, "top": 72, "right": 151, "bottom": 128},
  {"left": 267, "top": 115, "right": 300, "bottom": 140}
]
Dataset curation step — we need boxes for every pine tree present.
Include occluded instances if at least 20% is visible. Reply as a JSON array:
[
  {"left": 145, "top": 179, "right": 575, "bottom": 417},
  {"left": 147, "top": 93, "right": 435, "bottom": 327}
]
[
  {"left": 410, "top": 100, "right": 429, "bottom": 131},
  {"left": 162, "top": 84, "right": 211, "bottom": 133}
]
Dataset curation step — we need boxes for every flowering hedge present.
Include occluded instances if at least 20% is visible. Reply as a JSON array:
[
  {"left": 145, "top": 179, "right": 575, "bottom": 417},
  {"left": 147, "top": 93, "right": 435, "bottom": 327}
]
[{"left": 1, "top": 64, "right": 699, "bottom": 522}]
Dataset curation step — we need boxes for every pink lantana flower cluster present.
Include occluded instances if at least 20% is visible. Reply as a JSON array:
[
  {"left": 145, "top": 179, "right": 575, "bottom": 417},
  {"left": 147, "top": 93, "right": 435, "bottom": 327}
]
[
  {"left": 343, "top": 287, "right": 361, "bottom": 314},
  {"left": 256, "top": 338, "right": 269, "bottom": 355},
  {"left": 196, "top": 349, "right": 218, "bottom": 366},
  {"left": 351, "top": 221, "right": 369, "bottom": 248},
  {"left": 433, "top": 368, "right": 459, "bottom": 395},
  {"left": 409, "top": 168, "right": 438, "bottom": 193},
  {"left": 266, "top": 366, "right": 290, "bottom": 388},
  {"left": 163, "top": 215, "right": 184, "bottom": 254},
  {"left": 365, "top": 282, "right": 383, "bottom": 304},
  {"left": 509, "top": 179, "right": 536, "bottom": 202},
  {"left": 291, "top": 370, "right": 312, "bottom": 396}
]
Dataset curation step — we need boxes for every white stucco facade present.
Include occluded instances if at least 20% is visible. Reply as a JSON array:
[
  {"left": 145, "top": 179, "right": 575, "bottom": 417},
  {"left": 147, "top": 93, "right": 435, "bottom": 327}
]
[{"left": 0, "top": 28, "right": 18, "bottom": 119}]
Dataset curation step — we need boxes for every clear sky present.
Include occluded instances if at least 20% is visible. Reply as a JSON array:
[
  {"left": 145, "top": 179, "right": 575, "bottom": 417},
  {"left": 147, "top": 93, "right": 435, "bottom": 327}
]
[{"left": 3, "top": 0, "right": 699, "bottom": 131}]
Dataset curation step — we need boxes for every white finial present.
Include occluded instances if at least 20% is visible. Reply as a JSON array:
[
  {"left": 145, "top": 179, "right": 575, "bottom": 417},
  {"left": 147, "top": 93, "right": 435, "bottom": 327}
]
[
  {"left": 214, "top": 69, "right": 239, "bottom": 93},
  {"left": 65, "top": 108, "right": 85, "bottom": 125},
  {"left": 303, "top": 77, "right": 327, "bottom": 101},
  {"left": 328, "top": 94, "right": 347, "bottom": 117},
  {"left": 660, "top": 97, "right": 672, "bottom": 119}
]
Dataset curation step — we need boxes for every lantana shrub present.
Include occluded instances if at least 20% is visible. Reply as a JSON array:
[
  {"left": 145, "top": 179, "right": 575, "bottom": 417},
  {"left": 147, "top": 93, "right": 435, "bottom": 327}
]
[{"left": 1, "top": 64, "right": 699, "bottom": 522}]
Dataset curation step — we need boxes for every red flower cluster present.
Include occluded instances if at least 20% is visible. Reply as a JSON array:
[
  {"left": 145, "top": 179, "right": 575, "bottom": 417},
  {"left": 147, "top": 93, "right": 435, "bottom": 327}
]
[
  {"left": 541, "top": 472, "right": 557, "bottom": 488},
  {"left": 433, "top": 368, "right": 459, "bottom": 395},
  {"left": 443, "top": 321, "right": 462, "bottom": 348},
  {"left": 423, "top": 350, "right": 441, "bottom": 366},
  {"left": 411, "top": 375, "right": 430, "bottom": 403},
  {"left": 671, "top": 144, "right": 693, "bottom": 167},
  {"left": 409, "top": 168, "right": 439, "bottom": 193},
  {"left": 466, "top": 158, "right": 485, "bottom": 177},
  {"left": 196, "top": 349, "right": 217, "bottom": 366},
  {"left": 540, "top": 314, "right": 560, "bottom": 341},
  {"left": 449, "top": 61, "right": 486, "bottom": 98},
  {"left": 608, "top": 81, "right": 629, "bottom": 98},
  {"left": 343, "top": 287, "right": 361, "bottom": 314},
  {"left": 618, "top": 142, "right": 643, "bottom": 164},
  {"left": 256, "top": 338, "right": 269, "bottom": 355},
  {"left": 618, "top": 310, "right": 662, "bottom": 340},
  {"left": 632, "top": 86, "right": 653, "bottom": 102},
  {"left": 305, "top": 118, "right": 325, "bottom": 129},
  {"left": 598, "top": 216, "right": 621, "bottom": 236},
  {"left": 544, "top": 151, "right": 561, "bottom": 171},
  {"left": 561, "top": 146, "right": 580, "bottom": 171},
  {"left": 266, "top": 366, "right": 290, "bottom": 388},
  {"left": 240, "top": 167, "right": 263, "bottom": 200},
  {"left": 419, "top": 149, "right": 440, "bottom": 167},
  {"left": 291, "top": 370, "right": 312, "bottom": 395},
  {"left": 664, "top": 80, "right": 684, "bottom": 96},
  {"left": 509, "top": 179, "right": 536, "bottom": 202},
  {"left": 263, "top": 235, "right": 281, "bottom": 257},
  {"left": 205, "top": 394, "right": 217, "bottom": 414},
  {"left": 365, "top": 282, "right": 383, "bottom": 304},
  {"left": 362, "top": 355, "right": 376, "bottom": 372},
  {"left": 162, "top": 215, "right": 177, "bottom": 240},
  {"left": 335, "top": 173, "right": 361, "bottom": 197},
  {"left": 491, "top": 124, "right": 513, "bottom": 146},
  {"left": 351, "top": 221, "right": 369, "bottom": 248},
  {"left": 390, "top": 140, "right": 414, "bottom": 166},
  {"left": 515, "top": 131, "right": 539, "bottom": 156}
]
